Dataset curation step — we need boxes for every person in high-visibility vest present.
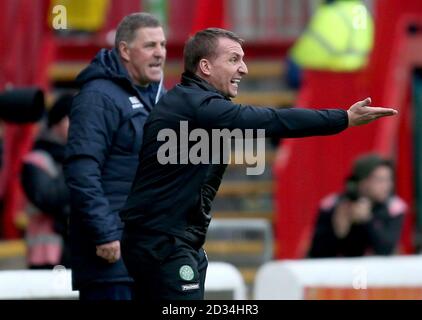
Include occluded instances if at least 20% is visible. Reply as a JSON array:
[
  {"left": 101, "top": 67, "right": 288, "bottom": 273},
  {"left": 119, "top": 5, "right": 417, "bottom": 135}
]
[{"left": 286, "top": 0, "right": 374, "bottom": 88}]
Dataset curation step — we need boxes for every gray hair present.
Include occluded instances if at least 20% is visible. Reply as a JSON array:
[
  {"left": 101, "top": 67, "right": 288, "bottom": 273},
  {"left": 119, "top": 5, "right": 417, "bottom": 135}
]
[
  {"left": 115, "top": 12, "right": 161, "bottom": 49},
  {"left": 184, "top": 28, "right": 244, "bottom": 74}
]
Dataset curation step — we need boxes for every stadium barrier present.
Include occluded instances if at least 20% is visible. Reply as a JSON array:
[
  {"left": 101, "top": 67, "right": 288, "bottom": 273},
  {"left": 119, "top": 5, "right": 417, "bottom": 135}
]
[
  {"left": 254, "top": 255, "right": 422, "bottom": 299},
  {"left": 0, "top": 262, "right": 246, "bottom": 300}
]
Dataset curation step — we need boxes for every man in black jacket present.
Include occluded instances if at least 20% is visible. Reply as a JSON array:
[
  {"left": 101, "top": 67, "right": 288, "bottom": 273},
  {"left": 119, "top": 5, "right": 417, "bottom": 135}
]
[
  {"left": 64, "top": 13, "right": 166, "bottom": 300},
  {"left": 120, "top": 28, "right": 397, "bottom": 301}
]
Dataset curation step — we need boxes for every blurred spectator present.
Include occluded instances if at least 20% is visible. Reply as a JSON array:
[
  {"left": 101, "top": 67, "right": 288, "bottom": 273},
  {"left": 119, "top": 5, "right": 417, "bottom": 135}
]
[
  {"left": 21, "top": 94, "right": 72, "bottom": 269},
  {"left": 308, "top": 154, "right": 407, "bottom": 258},
  {"left": 285, "top": 0, "right": 374, "bottom": 89}
]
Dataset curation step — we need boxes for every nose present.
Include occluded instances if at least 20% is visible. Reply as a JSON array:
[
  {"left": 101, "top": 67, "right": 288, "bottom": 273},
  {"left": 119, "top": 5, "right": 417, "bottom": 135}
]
[
  {"left": 239, "top": 60, "right": 248, "bottom": 75},
  {"left": 154, "top": 44, "right": 166, "bottom": 59}
]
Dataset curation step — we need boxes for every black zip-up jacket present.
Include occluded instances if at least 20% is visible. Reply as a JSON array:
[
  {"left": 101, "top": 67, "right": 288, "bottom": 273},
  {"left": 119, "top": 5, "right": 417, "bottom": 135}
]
[{"left": 120, "top": 71, "right": 349, "bottom": 247}]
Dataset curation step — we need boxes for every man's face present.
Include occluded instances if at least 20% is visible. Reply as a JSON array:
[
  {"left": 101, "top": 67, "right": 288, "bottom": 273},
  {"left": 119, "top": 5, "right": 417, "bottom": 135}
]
[
  {"left": 205, "top": 37, "right": 248, "bottom": 98},
  {"left": 122, "top": 27, "right": 166, "bottom": 86}
]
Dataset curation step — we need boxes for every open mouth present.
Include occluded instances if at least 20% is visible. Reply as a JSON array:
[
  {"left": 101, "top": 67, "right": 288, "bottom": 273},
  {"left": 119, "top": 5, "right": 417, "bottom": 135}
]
[
  {"left": 230, "top": 78, "right": 241, "bottom": 87},
  {"left": 149, "top": 62, "right": 162, "bottom": 69}
]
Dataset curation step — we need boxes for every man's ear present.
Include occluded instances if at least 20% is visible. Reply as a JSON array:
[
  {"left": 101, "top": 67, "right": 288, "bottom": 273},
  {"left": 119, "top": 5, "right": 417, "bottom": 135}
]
[
  {"left": 118, "top": 41, "right": 130, "bottom": 62},
  {"left": 198, "top": 59, "right": 211, "bottom": 76}
]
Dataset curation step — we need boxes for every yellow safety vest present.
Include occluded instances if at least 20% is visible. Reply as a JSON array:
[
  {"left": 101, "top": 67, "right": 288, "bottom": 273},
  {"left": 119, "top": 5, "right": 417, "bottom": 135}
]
[{"left": 290, "top": 0, "right": 374, "bottom": 71}]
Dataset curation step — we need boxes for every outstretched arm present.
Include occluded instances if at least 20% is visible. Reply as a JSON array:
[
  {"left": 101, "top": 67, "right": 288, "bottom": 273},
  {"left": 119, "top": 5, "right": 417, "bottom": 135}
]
[{"left": 196, "top": 96, "right": 397, "bottom": 137}]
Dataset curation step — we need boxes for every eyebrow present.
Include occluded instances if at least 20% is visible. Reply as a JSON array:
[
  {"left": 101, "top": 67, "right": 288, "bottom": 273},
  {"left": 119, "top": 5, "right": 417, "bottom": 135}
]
[
  {"left": 144, "top": 40, "right": 166, "bottom": 46},
  {"left": 229, "top": 52, "right": 243, "bottom": 58}
]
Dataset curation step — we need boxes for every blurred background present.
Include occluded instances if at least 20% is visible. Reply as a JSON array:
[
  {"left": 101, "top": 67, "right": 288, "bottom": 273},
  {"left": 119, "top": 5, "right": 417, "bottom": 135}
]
[{"left": 0, "top": 0, "right": 422, "bottom": 300}]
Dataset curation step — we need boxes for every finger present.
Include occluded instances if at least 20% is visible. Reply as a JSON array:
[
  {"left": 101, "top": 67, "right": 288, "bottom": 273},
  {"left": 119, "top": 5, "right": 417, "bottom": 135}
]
[
  {"left": 106, "top": 249, "right": 116, "bottom": 260},
  {"left": 98, "top": 252, "right": 108, "bottom": 260},
  {"left": 98, "top": 251, "right": 109, "bottom": 260},
  {"left": 355, "top": 97, "right": 372, "bottom": 108},
  {"left": 114, "top": 249, "right": 121, "bottom": 261},
  {"left": 96, "top": 248, "right": 104, "bottom": 257},
  {"left": 366, "top": 107, "right": 398, "bottom": 115},
  {"left": 101, "top": 249, "right": 114, "bottom": 260},
  {"left": 364, "top": 97, "right": 371, "bottom": 105},
  {"left": 372, "top": 111, "right": 397, "bottom": 119},
  {"left": 109, "top": 247, "right": 119, "bottom": 259},
  {"left": 108, "top": 252, "right": 119, "bottom": 263},
  {"left": 108, "top": 248, "right": 120, "bottom": 261}
]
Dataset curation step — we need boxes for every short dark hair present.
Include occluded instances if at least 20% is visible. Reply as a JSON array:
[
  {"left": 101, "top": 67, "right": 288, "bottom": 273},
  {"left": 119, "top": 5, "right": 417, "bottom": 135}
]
[
  {"left": 183, "top": 28, "right": 244, "bottom": 74},
  {"left": 115, "top": 12, "right": 161, "bottom": 49},
  {"left": 351, "top": 153, "right": 394, "bottom": 182},
  {"left": 344, "top": 153, "right": 395, "bottom": 201}
]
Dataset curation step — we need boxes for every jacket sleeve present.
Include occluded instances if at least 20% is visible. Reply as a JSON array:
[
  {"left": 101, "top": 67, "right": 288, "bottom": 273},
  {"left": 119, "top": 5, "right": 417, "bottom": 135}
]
[
  {"left": 21, "top": 151, "right": 70, "bottom": 218},
  {"left": 196, "top": 96, "right": 348, "bottom": 137},
  {"left": 64, "top": 91, "right": 121, "bottom": 245}
]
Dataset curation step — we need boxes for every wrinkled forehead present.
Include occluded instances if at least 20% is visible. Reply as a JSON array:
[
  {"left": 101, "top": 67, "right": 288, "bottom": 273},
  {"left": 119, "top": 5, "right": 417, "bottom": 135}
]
[
  {"left": 215, "top": 37, "right": 244, "bottom": 57},
  {"left": 133, "top": 26, "right": 166, "bottom": 42}
]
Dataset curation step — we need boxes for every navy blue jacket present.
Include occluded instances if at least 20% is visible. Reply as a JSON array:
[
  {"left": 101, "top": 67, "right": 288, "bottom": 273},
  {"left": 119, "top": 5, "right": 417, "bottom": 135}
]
[
  {"left": 120, "top": 71, "right": 349, "bottom": 247},
  {"left": 64, "top": 48, "right": 165, "bottom": 289}
]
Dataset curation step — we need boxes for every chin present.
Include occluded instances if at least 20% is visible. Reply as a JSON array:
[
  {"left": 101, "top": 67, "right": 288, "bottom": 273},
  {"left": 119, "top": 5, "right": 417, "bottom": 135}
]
[
  {"left": 149, "top": 76, "right": 162, "bottom": 83},
  {"left": 225, "top": 88, "right": 237, "bottom": 98},
  {"left": 146, "top": 71, "right": 162, "bottom": 82}
]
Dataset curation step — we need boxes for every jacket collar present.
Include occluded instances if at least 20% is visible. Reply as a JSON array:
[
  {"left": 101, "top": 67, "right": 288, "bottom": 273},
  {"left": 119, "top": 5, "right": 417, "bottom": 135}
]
[
  {"left": 112, "top": 48, "right": 164, "bottom": 110},
  {"left": 78, "top": 48, "right": 164, "bottom": 111},
  {"left": 181, "top": 71, "right": 231, "bottom": 100}
]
